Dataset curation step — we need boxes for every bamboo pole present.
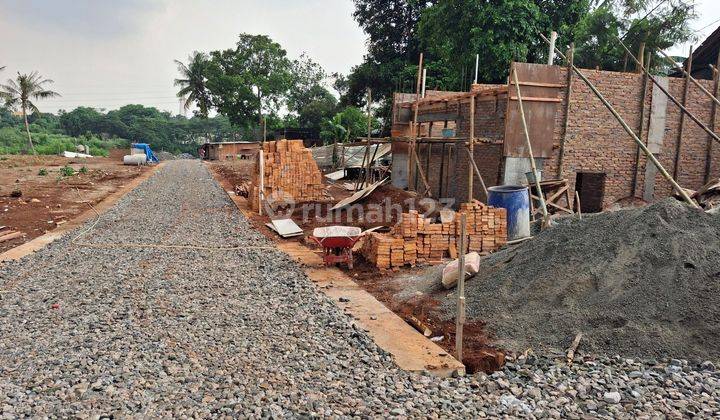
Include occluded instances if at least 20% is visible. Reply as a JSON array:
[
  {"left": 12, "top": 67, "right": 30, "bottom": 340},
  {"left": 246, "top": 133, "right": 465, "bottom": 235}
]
[
  {"left": 556, "top": 43, "right": 574, "bottom": 178},
  {"left": 615, "top": 36, "right": 720, "bottom": 147},
  {"left": 540, "top": 33, "right": 698, "bottom": 208},
  {"left": 657, "top": 48, "right": 720, "bottom": 109},
  {"left": 455, "top": 213, "right": 467, "bottom": 363},
  {"left": 705, "top": 51, "right": 720, "bottom": 183},
  {"left": 410, "top": 53, "right": 424, "bottom": 192},
  {"left": 258, "top": 150, "right": 264, "bottom": 215},
  {"left": 674, "top": 46, "right": 693, "bottom": 179},
  {"left": 465, "top": 146, "right": 489, "bottom": 200},
  {"left": 511, "top": 65, "right": 550, "bottom": 223},
  {"left": 631, "top": 52, "right": 652, "bottom": 197},
  {"left": 468, "top": 93, "right": 475, "bottom": 202},
  {"left": 363, "top": 88, "right": 373, "bottom": 187}
]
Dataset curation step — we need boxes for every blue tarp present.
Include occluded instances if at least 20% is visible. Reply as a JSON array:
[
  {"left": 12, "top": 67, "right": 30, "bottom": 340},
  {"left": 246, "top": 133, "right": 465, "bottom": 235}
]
[{"left": 131, "top": 143, "right": 159, "bottom": 163}]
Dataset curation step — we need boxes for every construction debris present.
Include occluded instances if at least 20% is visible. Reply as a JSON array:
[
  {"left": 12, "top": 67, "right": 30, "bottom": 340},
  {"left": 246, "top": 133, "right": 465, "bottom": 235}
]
[
  {"left": 266, "top": 218, "right": 304, "bottom": 238},
  {"left": 361, "top": 203, "right": 507, "bottom": 270},
  {"left": 250, "top": 140, "right": 329, "bottom": 211},
  {"left": 0, "top": 231, "right": 25, "bottom": 243},
  {"left": 441, "top": 251, "right": 481, "bottom": 289}
]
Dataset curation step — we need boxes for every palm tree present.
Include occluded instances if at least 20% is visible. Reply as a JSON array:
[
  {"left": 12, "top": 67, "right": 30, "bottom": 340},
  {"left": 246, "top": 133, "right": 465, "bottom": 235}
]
[
  {"left": 0, "top": 71, "right": 60, "bottom": 155},
  {"left": 174, "top": 52, "right": 211, "bottom": 117}
]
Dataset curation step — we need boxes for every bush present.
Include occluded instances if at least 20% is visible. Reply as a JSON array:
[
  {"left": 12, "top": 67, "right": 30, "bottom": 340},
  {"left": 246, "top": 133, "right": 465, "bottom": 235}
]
[
  {"left": 59, "top": 166, "right": 75, "bottom": 177},
  {"left": 38, "top": 168, "right": 48, "bottom": 176},
  {"left": 79, "top": 166, "right": 88, "bottom": 174}
]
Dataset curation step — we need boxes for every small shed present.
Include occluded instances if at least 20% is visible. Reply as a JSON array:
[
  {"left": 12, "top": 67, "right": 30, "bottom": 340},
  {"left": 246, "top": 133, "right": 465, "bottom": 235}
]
[{"left": 201, "top": 141, "right": 260, "bottom": 161}]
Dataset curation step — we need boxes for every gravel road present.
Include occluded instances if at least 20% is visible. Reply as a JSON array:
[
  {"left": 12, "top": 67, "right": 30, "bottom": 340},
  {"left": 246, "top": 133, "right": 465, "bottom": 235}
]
[{"left": 0, "top": 161, "right": 718, "bottom": 418}]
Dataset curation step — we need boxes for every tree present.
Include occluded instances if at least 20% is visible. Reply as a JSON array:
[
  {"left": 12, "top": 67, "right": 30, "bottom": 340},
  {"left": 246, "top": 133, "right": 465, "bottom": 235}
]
[
  {"left": 206, "top": 34, "right": 293, "bottom": 128},
  {"left": 320, "top": 106, "right": 378, "bottom": 144},
  {"left": 59, "top": 106, "right": 104, "bottom": 137},
  {"left": 0, "top": 71, "right": 60, "bottom": 154},
  {"left": 286, "top": 54, "right": 338, "bottom": 132},
  {"left": 572, "top": 0, "right": 695, "bottom": 73},
  {"left": 174, "top": 52, "right": 212, "bottom": 117},
  {"left": 418, "top": 0, "right": 590, "bottom": 87},
  {"left": 345, "top": 0, "right": 433, "bottom": 124}
]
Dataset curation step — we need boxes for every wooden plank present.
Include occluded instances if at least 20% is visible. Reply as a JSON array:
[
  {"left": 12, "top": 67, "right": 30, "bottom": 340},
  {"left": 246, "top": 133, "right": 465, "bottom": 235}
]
[
  {"left": 0, "top": 232, "right": 23, "bottom": 243},
  {"left": 504, "top": 62, "right": 562, "bottom": 158},
  {"left": 508, "top": 96, "right": 562, "bottom": 103},
  {"left": 510, "top": 81, "right": 564, "bottom": 88}
]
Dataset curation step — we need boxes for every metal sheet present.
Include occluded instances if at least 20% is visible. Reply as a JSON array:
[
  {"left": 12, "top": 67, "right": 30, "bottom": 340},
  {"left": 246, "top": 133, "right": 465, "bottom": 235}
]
[
  {"left": 268, "top": 219, "right": 304, "bottom": 238},
  {"left": 504, "top": 63, "right": 561, "bottom": 158},
  {"left": 325, "top": 170, "right": 346, "bottom": 181}
]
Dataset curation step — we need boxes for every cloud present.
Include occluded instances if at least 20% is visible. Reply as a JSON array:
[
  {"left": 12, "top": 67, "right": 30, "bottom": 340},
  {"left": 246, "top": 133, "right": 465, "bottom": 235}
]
[{"left": 1, "top": 0, "right": 164, "bottom": 38}]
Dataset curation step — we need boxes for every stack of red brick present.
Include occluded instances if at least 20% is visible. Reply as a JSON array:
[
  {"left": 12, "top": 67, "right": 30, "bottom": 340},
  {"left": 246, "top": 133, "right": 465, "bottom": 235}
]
[
  {"left": 360, "top": 202, "right": 507, "bottom": 270},
  {"left": 250, "top": 140, "right": 328, "bottom": 211}
]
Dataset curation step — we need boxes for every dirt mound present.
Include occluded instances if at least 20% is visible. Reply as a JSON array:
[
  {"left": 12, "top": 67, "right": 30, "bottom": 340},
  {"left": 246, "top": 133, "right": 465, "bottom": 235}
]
[{"left": 438, "top": 199, "right": 720, "bottom": 361}]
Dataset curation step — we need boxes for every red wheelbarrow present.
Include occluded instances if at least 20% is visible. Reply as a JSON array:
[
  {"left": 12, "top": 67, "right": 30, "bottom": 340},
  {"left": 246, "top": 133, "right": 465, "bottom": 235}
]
[{"left": 309, "top": 226, "right": 363, "bottom": 269}]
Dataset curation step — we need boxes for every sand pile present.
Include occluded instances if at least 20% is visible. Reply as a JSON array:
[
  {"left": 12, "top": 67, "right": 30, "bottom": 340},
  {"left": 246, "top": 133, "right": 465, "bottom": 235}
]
[{"left": 438, "top": 199, "right": 720, "bottom": 361}]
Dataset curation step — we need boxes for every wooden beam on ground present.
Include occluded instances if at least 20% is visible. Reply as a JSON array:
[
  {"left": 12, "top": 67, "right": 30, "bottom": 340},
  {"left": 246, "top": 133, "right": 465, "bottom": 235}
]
[{"left": 541, "top": 33, "right": 698, "bottom": 208}]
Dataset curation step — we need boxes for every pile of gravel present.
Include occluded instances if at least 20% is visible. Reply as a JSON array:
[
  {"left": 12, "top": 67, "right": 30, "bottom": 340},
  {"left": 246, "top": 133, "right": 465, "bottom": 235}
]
[
  {"left": 155, "top": 151, "right": 175, "bottom": 161},
  {"left": 438, "top": 199, "right": 720, "bottom": 361}
]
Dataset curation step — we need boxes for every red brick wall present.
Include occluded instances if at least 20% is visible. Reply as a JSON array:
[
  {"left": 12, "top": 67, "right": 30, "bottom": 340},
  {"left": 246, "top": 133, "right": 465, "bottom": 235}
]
[{"left": 545, "top": 66, "right": 719, "bottom": 207}]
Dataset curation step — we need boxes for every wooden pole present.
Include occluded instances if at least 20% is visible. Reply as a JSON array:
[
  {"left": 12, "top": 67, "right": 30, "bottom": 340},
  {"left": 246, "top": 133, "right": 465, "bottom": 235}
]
[
  {"left": 631, "top": 52, "right": 651, "bottom": 197},
  {"left": 556, "top": 43, "right": 574, "bottom": 178},
  {"left": 258, "top": 150, "right": 264, "bottom": 215},
  {"left": 474, "top": 54, "right": 479, "bottom": 84},
  {"left": 410, "top": 53, "right": 424, "bottom": 192},
  {"left": 541, "top": 33, "right": 698, "bottom": 208},
  {"left": 674, "top": 46, "right": 693, "bottom": 180},
  {"left": 511, "top": 65, "right": 550, "bottom": 223},
  {"left": 616, "top": 36, "right": 720, "bottom": 147},
  {"left": 465, "top": 146, "right": 489, "bottom": 201},
  {"left": 547, "top": 31, "right": 557, "bottom": 65},
  {"left": 412, "top": 147, "right": 432, "bottom": 197},
  {"left": 575, "top": 191, "right": 582, "bottom": 220},
  {"left": 706, "top": 51, "right": 720, "bottom": 183},
  {"left": 364, "top": 88, "right": 373, "bottom": 186},
  {"left": 468, "top": 94, "right": 476, "bottom": 202},
  {"left": 658, "top": 48, "right": 720, "bottom": 109},
  {"left": 439, "top": 143, "right": 447, "bottom": 197},
  {"left": 455, "top": 213, "right": 467, "bottom": 363}
]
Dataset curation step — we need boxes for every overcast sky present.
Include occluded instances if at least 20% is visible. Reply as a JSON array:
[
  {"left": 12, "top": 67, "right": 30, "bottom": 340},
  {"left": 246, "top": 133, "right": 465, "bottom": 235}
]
[{"left": 1, "top": 0, "right": 719, "bottom": 115}]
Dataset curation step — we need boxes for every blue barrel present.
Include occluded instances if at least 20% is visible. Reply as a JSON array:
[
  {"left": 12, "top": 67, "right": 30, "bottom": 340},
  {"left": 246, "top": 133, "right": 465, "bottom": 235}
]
[{"left": 487, "top": 185, "right": 530, "bottom": 240}]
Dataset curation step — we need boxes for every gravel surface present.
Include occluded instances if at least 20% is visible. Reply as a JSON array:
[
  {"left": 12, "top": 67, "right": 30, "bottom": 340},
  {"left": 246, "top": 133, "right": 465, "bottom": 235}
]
[{"left": 0, "top": 161, "right": 718, "bottom": 417}]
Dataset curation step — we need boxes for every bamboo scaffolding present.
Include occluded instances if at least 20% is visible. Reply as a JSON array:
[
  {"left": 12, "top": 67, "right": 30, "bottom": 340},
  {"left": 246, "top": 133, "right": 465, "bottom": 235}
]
[
  {"left": 657, "top": 48, "right": 720, "bottom": 109},
  {"left": 615, "top": 36, "right": 720, "bottom": 147},
  {"left": 540, "top": 33, "right": 697, "bottom": 208}
]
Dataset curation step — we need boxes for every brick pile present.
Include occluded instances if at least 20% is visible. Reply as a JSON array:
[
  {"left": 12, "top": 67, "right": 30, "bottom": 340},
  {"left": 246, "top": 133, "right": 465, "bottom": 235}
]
[
  {"left": 250, "top": 139, "right": 328, "bottom": 211},
  {"left": 360, "top": 202, "right": 508, "bottom": 270}
]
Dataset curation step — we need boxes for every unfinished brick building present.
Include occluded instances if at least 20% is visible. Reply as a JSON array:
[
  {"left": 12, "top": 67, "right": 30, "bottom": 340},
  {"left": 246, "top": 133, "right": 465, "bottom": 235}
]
[{"left": 391, "top": 62, "right": 720, "bottom": 212}]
